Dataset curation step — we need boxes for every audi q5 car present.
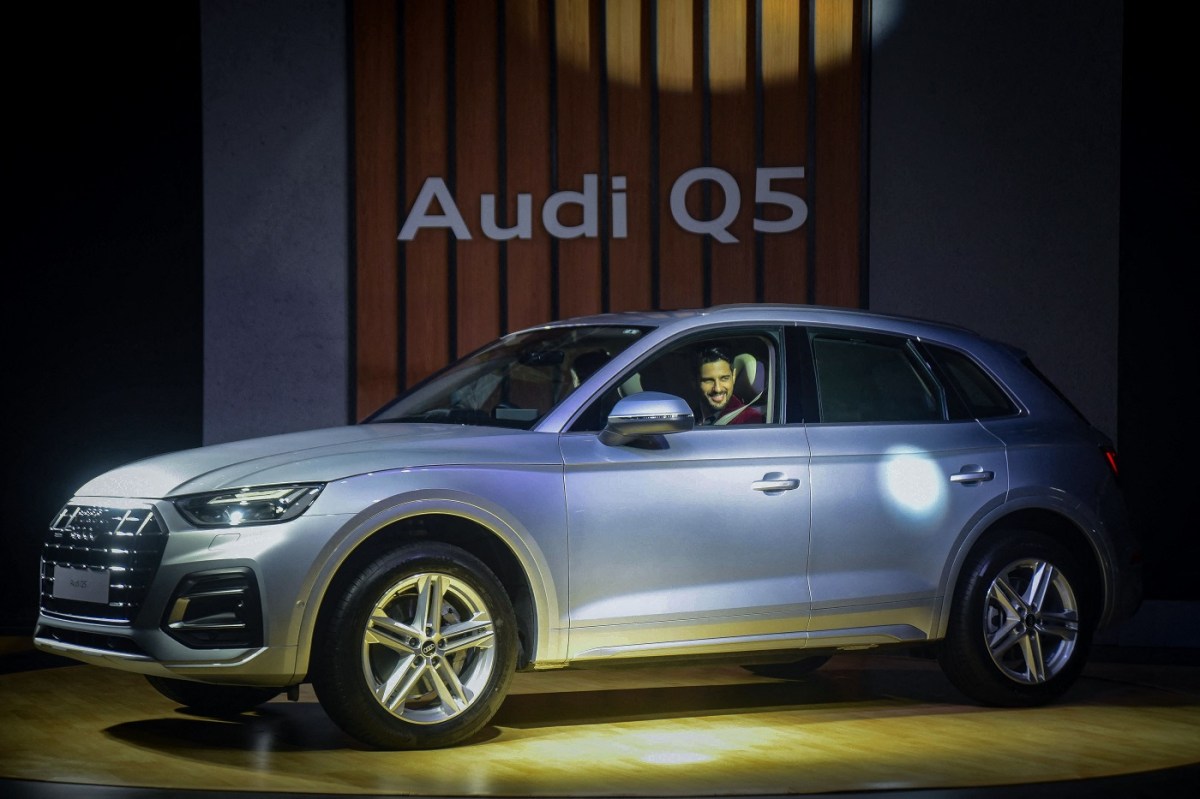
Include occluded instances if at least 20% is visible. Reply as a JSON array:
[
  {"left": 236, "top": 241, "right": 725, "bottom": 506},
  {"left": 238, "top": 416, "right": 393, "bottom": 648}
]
[{"left": 35, "top": 304, "right": 1142, "bottom": 749}]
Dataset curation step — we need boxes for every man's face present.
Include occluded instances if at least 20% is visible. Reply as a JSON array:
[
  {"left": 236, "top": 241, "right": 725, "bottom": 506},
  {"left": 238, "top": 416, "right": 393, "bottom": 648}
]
[{"left": 699, "top": 359, "right": 736, "bottom": 412}]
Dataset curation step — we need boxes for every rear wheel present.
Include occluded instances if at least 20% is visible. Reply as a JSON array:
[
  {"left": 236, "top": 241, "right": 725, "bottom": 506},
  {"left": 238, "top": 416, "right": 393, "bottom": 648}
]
[
  {"left": 312, "top": 542, "right": 517, "bottom": 749},
  {"left": 145, "top": 676, "right": 281, "bottom": 715},
  {"left": 939, "top": 531, "right": 1093, "bottom": 706}
]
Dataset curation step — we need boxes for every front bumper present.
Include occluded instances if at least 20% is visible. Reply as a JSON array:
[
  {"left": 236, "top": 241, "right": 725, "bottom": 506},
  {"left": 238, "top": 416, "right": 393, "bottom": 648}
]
[{"left": 35, "top": 497, "right": 350, "bottom": 685}]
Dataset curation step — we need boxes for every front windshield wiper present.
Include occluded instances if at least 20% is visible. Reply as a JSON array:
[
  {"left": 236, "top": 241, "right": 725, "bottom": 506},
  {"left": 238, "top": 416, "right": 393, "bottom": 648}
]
[{"left": 366, "top": 408, "right": 531, "bottom": 429}]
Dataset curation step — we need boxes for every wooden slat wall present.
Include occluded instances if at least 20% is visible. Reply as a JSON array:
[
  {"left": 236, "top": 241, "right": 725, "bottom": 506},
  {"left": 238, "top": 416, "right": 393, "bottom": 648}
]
[
  {"left": 708, "top": 0, "right": 756, "bottom": 303},
  {"left": 505, "top": 0, "right": 554, "bottom": 335},
  {"left": 352, "top": 0, "right": 401, "bottom": 414},
  {"left": 812, "top": 0, "right": 862, "bottom": 307},
  {"left": 554, "top": 0, "right": 604, "bottom": 321},
  {"left": 656, "top": 0, "right": 705, "bottom": 310},
  {"left": 402, "top": 3, "right": 451, "bottom": 389},
  {"left": 353, "top": 0, "right": 864, "bottom": 418},
  {"left": 761, "top": 0, "right": 809, "bottom": 303},
  {"left": 455, "top": 2, "right": 503, "bottom": 363},
  {"left": 606, "top": 0, "right": 653, "bottom": 312}
]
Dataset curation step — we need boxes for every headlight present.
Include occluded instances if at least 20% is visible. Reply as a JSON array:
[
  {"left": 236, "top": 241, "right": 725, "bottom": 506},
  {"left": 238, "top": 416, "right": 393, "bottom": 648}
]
[{"left": 173, "top": 484, "right": 324, "bottom": 527}]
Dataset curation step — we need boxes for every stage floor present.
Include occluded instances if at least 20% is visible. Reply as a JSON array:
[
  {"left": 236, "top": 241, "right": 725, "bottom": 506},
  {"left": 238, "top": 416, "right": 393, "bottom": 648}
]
[{"left": 1, "top": 640, "right": 1198, "bottom": 798}]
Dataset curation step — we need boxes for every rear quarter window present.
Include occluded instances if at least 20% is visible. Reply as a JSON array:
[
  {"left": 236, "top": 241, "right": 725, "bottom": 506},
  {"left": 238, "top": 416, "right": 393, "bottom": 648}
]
[{"left": 924, "top": 344, "right": 1018, "bottom": 419}]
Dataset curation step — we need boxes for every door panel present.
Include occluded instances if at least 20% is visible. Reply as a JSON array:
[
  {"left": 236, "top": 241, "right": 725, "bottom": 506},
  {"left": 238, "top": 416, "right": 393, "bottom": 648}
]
[
  {"left": 560, "top": 425, "right": 812, "bottom": 659},
  {"left": 805, "top": 421, "right": 1009, "bottom": 636}
]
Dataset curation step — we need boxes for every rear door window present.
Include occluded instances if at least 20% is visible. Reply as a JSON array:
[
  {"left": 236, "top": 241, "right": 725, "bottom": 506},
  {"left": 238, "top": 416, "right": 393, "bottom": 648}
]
[{"left": 809, "top": 331, "right": 942, "bottom": 423}]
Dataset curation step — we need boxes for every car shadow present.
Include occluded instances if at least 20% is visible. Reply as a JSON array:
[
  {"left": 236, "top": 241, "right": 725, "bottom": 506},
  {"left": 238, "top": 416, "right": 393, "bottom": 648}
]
[
  {"left": 491, "top": 663, "right": 974, "bottom": 729},
  {"left": 99, "top": 656, "right": 1196, "bottom": 756},
  {"left": 104, "top": 703, "right": 365, "bottom": 753},
  {"left": 100, "top": 663, "right": 963, "bottom": 756}
]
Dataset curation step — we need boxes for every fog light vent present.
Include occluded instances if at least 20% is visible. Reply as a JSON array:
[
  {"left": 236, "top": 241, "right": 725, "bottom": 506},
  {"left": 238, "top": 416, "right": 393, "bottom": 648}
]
[{"left": 163, "top": 568, "right": 263, "bottom": 649}]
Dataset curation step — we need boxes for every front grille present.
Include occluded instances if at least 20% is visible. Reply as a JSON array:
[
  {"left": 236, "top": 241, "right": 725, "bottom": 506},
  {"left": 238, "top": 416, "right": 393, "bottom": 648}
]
[{"left": 40, "top": 504, "right": 169, "bottom": 623}]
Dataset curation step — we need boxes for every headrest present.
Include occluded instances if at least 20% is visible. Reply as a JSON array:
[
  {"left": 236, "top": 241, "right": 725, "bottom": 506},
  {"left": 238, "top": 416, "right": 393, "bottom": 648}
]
[
  {"left": 733, "top": 353, "right": 764, "bottom": 399},
  {"left": 618, "top": 372, "right": 643, "bottom": 397}
]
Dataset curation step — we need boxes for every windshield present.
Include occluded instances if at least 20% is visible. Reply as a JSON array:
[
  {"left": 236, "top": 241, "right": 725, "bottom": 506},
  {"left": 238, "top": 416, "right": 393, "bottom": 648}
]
[{"left": 365, "top": 325, "right": 649, "bottom": 429}]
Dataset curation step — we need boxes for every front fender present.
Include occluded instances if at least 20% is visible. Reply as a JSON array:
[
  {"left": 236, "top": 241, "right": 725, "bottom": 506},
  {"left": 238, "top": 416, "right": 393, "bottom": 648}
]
[{"left": 288, "top": 471, "right": 566, "bottom": 680}]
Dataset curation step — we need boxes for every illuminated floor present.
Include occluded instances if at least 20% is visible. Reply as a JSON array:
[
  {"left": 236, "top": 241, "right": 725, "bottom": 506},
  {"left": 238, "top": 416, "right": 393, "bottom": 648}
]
[{"left": 1, "top": 642, "right": 1198, "bottom": 798}]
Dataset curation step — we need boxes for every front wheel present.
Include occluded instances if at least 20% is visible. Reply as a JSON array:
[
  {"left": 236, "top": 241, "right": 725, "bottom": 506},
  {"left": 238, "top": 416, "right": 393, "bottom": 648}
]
[
  {"left": 939, "top": 531, "right": 1094, "bottom": 707},
  {"left": 311, "top": 542, "right": 517, "bottom": 749}
]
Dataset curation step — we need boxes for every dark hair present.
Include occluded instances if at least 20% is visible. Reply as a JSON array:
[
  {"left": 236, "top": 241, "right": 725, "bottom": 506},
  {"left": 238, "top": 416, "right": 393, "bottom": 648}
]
[{"left": 696, "top": 346, "right": 732, "bottom": 369}]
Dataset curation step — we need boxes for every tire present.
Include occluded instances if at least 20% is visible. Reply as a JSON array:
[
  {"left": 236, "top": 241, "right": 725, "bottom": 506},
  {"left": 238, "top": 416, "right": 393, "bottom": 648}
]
[
  {"left": 311, "top": 542, "right": 518, "bottom": 750},
  {"left": 939, "top": 531, "right": 1094, "bottom": 707},
  {"left": 145, "top": 675, "right": 281, "bottom": 715},
  {"left": 743, "top": 655, "right": 831, "bottom": 680}
]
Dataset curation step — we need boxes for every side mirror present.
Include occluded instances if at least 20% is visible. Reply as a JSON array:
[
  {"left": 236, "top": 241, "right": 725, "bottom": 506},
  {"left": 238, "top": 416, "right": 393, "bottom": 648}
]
[{"left": 600, "top": 391, "right": 694, "bottom": 446}]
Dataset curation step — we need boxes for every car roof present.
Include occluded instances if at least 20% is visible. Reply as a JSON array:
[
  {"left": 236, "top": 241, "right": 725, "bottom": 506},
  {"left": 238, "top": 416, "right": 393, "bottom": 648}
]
[{"left": 522, "top": 303, "right": 989, "bottom": 345}]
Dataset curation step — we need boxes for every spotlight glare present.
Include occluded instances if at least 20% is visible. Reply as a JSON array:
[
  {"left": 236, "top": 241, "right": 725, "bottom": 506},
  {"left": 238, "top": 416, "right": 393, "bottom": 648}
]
[{"left": 880, "top": 449, "right": 945, "bottom": 518}]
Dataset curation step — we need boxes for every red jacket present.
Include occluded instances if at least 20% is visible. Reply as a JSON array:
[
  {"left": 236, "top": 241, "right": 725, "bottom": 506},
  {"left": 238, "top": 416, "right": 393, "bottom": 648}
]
[{"left": 702, "top": 395, "right": 764, "bottom": 425}]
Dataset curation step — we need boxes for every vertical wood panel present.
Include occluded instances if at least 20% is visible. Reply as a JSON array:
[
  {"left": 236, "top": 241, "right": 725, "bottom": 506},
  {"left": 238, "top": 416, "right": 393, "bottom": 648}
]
[
  {"left": 505, "top": 0, "right": 554, "bottom": 332},
  {"left": 555, "top": 0, "right": 604, "bottom": 319},
  {"left": 605, "top": 0, "right": 653, "bottom": 312},
  {"left": 708, "top": 0, "right": 757, "bottom": 304},
  {"left": 455, "top": 2, "right": 501, "bottom": 355},
  {"left": 761, "top": 0, "right": 809, "bottom": 304},
  {"left": 813, "top": 0, "right": 862, "bottom": 307},
  {"left": 353, "top": 0, "right": 399, "bottom": 418},
  {"left": 354, "top": 0, "right": 865, "bottom": 394},
  {"left": 403, "top": 2, "right": 451, "bottom": 384},
  {"left": 656, "top": 0, "right": 705, "bottom": 310}
]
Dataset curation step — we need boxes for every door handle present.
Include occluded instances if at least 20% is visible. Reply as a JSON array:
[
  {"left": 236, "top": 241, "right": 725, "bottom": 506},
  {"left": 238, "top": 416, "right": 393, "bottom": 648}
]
[
  {"left": 752, "top": 472, "right": 800, "bottom": 493},
  {"left": 950, "top": 467, "right": 994, "bottom": 485}
]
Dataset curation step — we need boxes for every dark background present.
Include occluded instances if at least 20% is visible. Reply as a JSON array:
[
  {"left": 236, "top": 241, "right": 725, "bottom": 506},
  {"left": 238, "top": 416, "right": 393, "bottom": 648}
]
[
  {"left": 5, "top": 5, "right": 203, "bottom": 630},
  {"left": 3, "top": 2, "right": 1192, "bottom": 633}
]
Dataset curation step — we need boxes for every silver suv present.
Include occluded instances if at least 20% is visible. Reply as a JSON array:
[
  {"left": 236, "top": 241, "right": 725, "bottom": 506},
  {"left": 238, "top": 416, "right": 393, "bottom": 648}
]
[{"left": 35, "top": 304, "right": 1142, "bottom": 749}]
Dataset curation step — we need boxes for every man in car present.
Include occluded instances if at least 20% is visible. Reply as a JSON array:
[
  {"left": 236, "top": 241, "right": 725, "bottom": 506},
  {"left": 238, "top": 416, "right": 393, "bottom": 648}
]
[{"left": 696, "top": 346, "right": 764, "bottom": 425}]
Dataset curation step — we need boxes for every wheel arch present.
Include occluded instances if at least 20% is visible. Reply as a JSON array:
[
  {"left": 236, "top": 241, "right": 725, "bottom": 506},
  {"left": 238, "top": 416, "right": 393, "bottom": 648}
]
[
  {"left": 295, "top": 498, "right": 558, "bottom": 680},
  {"left": 934, "top": 505, "right": 1107, "bottom": 640}
]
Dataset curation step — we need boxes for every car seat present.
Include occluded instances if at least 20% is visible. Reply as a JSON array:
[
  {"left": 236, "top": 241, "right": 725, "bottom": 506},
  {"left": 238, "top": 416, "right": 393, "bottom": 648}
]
[
  {"left": 618, "top": 372, "right": 643, "bottom": 397},
  {"left": 733, "top": 353, "right": 764, "bottom": 403}
]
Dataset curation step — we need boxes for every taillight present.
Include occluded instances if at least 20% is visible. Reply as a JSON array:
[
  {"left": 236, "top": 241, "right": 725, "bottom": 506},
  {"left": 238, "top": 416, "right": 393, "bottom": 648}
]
[{"left": 1101, "top": 445, "right": 1119, "bottom": 480}]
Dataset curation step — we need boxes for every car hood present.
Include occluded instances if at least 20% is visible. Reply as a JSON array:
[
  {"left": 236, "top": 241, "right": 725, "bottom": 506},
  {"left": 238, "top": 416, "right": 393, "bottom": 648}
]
[{"left": 74, "top": 423, "right": 559, "bottom": 499}]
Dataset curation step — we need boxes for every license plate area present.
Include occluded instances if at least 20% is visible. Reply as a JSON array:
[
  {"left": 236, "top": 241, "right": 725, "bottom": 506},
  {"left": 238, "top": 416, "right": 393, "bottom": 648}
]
[{"left": 52, "top": 565, "right": 111, "bottom": 604}]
